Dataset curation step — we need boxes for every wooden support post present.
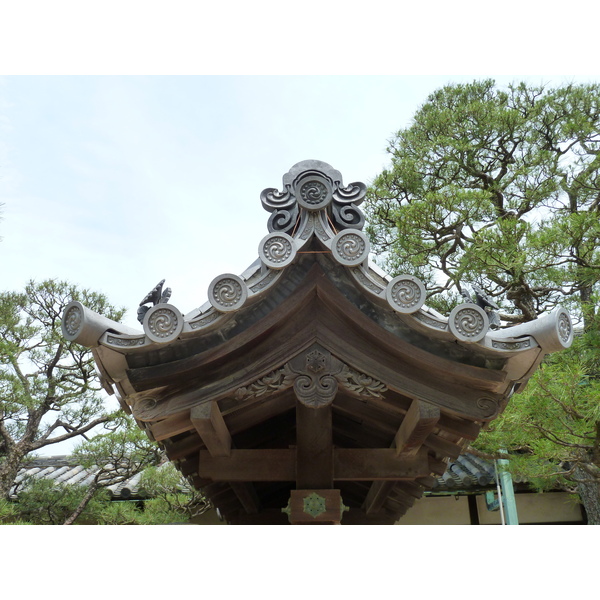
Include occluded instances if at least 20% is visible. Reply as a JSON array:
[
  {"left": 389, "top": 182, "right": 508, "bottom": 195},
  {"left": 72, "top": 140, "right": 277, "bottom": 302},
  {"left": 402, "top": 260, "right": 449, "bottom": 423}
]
[
  {"left": 394, "top": 399, "right": 440, "bottom": 456},
  {"left": 191, "top": 401, "right": 232, "bottom": 457},
  {"left": 295, "top": 402, "right": 334, "bottom": 489}
]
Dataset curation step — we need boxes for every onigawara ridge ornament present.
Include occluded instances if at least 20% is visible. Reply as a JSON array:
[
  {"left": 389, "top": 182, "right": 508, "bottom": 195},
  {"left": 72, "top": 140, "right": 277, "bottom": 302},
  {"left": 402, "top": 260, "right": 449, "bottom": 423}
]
[{"left": 62, "top": 160, "right": 573, "bottom": 525}]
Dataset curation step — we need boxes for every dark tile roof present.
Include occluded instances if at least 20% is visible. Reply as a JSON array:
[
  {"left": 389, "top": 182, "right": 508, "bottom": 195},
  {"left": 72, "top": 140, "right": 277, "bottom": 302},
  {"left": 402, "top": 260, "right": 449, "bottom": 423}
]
[
  {"left": 10, "top": 456, "right": 145, "bottom": 500},
  {"left": 431, "top": 453, "right": 499, "bottom": 492}
]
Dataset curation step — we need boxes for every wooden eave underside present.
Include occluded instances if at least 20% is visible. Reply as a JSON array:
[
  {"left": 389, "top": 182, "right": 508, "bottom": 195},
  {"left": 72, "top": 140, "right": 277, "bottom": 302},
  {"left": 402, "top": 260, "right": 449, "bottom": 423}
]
[
  {"left": 162, "top": 387, "right": 480, "bottom": 524},
  {"left": 124, "top": 261, "right": 509, "bottom": 422},
  {"left": 111, "top": 259, "right": 518, "bottom": 524}
]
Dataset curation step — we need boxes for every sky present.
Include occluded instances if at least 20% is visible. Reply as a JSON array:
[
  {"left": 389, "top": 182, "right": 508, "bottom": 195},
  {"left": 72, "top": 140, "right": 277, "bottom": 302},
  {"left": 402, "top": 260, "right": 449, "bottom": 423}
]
[{"left": 3, "top": 74, "right": 597, "bottom": 332}]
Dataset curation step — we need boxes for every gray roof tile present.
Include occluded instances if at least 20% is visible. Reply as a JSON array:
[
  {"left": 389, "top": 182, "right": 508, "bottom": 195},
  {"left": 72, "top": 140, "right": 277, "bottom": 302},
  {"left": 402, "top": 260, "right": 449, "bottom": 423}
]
[{"left": 10, "top": 456, "right": 148, "bottom": 500}]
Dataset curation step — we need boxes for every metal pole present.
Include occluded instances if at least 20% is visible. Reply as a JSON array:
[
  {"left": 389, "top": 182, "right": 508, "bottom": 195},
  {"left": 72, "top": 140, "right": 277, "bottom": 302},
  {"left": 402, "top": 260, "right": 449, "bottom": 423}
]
[
  {"left": 493, "top": 460, "right": 506, "bottom": 525},
  {"left": 495, "top": 451, "right": 519, "bottom": 525}
]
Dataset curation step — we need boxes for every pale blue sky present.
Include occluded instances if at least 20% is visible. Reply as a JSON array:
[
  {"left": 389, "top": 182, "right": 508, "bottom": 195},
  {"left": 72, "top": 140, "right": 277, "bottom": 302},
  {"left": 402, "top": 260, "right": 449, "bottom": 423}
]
[{"left": 2, "top": 75, "right": 594, "bottom": 331}]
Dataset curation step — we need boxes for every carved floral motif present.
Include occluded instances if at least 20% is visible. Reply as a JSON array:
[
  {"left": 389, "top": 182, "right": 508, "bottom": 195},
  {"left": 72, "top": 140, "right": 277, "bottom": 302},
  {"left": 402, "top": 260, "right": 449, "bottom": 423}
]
[
  {"left": 336, "top": 364, "right": 387, "bottom": 398},
  {"left": 233, "top": 348, "right": 388, "bottom": 407},
  {"left": 234, "top": 365, "right": 295, "bottom": 401},
  {"left": 294, "top": 373, "right": 338, "bottom": 408}
]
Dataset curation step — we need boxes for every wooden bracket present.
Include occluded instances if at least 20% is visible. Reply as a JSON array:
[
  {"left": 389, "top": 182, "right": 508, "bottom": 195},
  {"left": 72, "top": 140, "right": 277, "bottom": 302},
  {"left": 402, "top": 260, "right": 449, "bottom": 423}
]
[
  {"left": 395, "top": 399, "right": 440, "bottom": 456},
  {"left": 191, "top": 401, "right": 232, "bottom": 457}
]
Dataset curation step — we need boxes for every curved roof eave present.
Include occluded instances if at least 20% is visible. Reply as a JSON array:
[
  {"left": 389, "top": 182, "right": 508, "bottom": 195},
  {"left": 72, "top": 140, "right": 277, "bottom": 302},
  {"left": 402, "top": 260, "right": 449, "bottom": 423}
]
[{"left": 61, "top": 160, "right": 573, "bottom": 419}]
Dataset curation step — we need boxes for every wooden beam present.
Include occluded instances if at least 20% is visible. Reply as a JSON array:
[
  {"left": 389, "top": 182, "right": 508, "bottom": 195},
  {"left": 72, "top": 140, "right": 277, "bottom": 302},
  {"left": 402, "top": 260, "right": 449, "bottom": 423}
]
[
  {"left": 199, "top": 449, "right": 296, "bottom": 481},
  {"left": 295, "top": 402, "right": 333, "bottom": 489},
  {"left": 334, "top": 448, "right": 430, "bottom": 480},
  {"left": 394, "top": 399, "right": 440, "bottom": 456},
  {"left": 198, "top": 448, "right": 431, "bottom": 482},
  {"left": 363, "top": 479, "right": 423, "bottom": 515},
  {"left": 165, "top": 433, "right": 204, "bottom": 461},
  {"left": 437, "top": 413, "right": 481, "bottom": 440},
  {"left": 191, "top": 401, "right": 232, "bottom": 457},
  {"left": 428, "top": 455, "right": 449, "bottom": 476},
  {"left": 424, "top": 433, "right": 464, "bottom": 460},
  {"left": 149, "top": 412, "right": 195, "bottom": 441}
]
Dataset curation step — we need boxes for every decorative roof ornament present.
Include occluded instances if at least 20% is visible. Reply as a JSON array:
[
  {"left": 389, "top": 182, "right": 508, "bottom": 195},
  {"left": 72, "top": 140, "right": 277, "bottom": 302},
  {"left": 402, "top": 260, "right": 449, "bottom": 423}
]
[
  {"left": 261, "top": 159, "right": 367, "bottom": 235},
  {"left": 137, "top": 279, "right": 172, "bottom": 325},
  {"left": 461, "top": 284, "right": 502, "bottom": 330}
]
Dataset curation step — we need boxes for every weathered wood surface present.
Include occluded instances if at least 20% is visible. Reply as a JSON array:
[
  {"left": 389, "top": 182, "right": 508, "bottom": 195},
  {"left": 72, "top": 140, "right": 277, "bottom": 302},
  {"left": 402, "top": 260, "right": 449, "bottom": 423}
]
[
  {"left": 113, "top": 261, "right": 512, "bottom": 523},
  {"left": 334, "top": 448, "right": 431, "bottom": 480},
  {"left": 129, "top": 265, "right": 507, "bottom": 423},
  {"left": 148, "top": 412, "right": 195, "bottom": 441},
  {"left": 199, "top": 449, "right": 296, "bottom": 482},
  {"left": 295, "top": 402, "right": 333, "bottom": 489},
  {"left": 197, "top": 448, "right": 432, "bottom": 482},
  {"left": 164, "top": 432, "right": 204, "bottom": 461},
  {"left": 428, "top": 456, "right": 449, "bottom": 476},
  {"left": 394, "top": 399, "right": 440, "bottom": 456},
  {"left": 191, "top": 401, "right": 232, "bottom": 457},
  {"left": 423, "top": 433, "right": 464, "bottom": 460}
]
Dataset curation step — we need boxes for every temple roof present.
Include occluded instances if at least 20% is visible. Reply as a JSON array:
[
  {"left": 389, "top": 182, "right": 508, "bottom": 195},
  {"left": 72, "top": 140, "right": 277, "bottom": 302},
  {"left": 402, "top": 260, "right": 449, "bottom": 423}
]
[{"left": 62, "top": 160, "right": 573, "bottom": 524}]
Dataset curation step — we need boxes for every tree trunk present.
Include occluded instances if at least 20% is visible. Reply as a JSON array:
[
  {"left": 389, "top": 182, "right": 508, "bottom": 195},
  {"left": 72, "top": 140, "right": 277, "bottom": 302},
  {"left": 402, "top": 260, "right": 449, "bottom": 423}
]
[
  {"left": 580, "top": 285, "right": 596, "bottom": 332},
  {"left": 575, "top": 467, "right": 600, "bottom": 524},
  {"left": 0, "top": 449, "right": 26, "bottom": 500},
  {"left": 63, "top": 481, "right": 99, "bottom": 525}
]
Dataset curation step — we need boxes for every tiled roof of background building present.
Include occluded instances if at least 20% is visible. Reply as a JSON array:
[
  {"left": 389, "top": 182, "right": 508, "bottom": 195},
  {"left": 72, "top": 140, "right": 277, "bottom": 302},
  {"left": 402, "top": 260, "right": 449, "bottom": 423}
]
[{"left": 10, "top": 456, "right": 145, "bottom": 500}]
